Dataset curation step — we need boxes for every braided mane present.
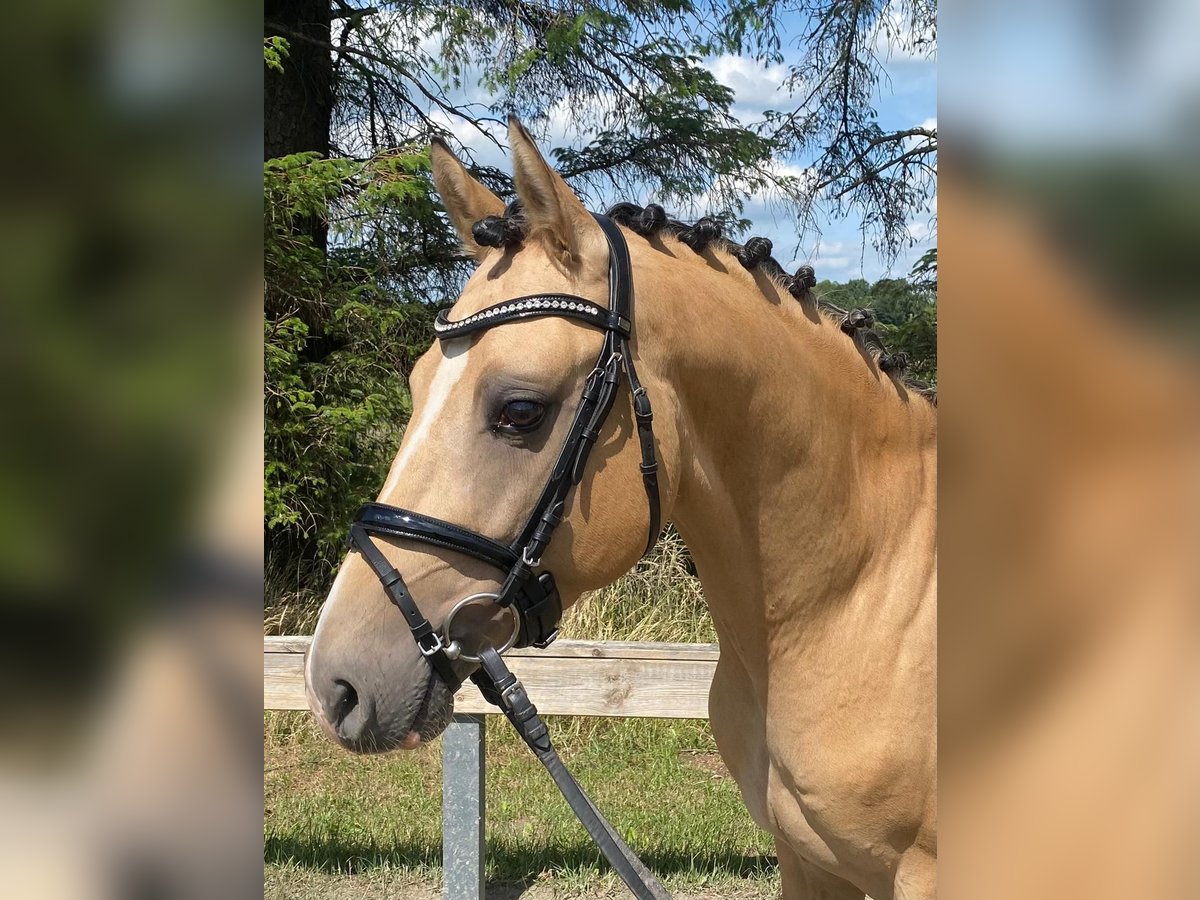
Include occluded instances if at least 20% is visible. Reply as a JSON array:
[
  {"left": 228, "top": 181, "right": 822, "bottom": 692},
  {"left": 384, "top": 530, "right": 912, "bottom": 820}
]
[{"left": 471, "top": 200, "right": 937, "bottom": 405}]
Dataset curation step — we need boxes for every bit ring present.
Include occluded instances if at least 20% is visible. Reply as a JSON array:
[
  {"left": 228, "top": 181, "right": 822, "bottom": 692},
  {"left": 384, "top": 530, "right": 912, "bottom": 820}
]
[{"left": 441, "top": 592, "right": 522, "bottom": 664}]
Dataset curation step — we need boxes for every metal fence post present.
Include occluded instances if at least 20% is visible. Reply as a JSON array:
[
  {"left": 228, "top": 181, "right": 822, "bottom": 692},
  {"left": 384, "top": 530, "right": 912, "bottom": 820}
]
[{"left": 442, "top": 713, "right": 486, "bottom": 900}]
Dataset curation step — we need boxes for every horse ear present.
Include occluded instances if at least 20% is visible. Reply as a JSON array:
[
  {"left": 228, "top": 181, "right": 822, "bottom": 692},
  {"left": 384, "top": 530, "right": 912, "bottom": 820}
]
[
  {"left": 430, "top": 138, "right": 505, "bottom": 258},
  {"left": 508, "top": 116, "right": 601, "bottom": 266}
]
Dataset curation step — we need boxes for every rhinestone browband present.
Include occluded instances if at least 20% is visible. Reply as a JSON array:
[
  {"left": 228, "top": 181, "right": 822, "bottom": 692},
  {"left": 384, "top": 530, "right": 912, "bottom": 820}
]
[{"left": 434, "top": 294, "right": 630, "bottom": 340}]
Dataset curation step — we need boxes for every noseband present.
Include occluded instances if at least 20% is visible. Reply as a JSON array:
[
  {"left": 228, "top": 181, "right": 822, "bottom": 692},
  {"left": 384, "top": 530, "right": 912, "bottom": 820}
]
[{"left": 346, "top": 213, "right": 661, "bottom": 693}]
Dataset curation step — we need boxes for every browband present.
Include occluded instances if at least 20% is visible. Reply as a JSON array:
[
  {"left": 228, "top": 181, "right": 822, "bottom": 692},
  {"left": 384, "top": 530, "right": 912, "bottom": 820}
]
[{"left": 434, "top": 295, "right": 630, "bottom": 340}]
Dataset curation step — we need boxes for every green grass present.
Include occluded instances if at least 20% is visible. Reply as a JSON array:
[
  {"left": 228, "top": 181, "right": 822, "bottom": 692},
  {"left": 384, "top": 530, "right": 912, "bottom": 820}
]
[{"left": 265, "top": 531, "right": 778, "bottom": 897}]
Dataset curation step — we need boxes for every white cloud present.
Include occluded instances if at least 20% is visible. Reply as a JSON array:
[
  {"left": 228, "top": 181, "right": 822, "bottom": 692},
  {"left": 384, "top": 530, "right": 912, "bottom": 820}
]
[
  {"left": 906, "top": 221, "right": 932, "bottom": 241},
  {"left": 815, "top": 256, "right": 851, "bottom": 270},
  {"left": 426, "top": 110, "right": 504, "bottom": 150},
  {"left": 872, "top": 8, "right": 936, "bottom": 64},
  {"left": 810, "top": 239, "right": 853, "bottom": 271},
  {"left": 704, "top": 54, "right": 791, "bottom": 121}
]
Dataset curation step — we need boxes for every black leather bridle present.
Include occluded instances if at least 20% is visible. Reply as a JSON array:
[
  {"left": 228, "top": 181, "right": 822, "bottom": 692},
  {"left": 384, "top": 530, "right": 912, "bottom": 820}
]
[
  {"left": 343, "top": 212, "right": 671, "bottom": 899},
  {"left": 346, "top": 212, "right": 661, "bottom": 692}
]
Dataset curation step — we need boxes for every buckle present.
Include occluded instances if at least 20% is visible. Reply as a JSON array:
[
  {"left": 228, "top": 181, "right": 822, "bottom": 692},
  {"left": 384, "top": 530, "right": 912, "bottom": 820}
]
[
  {"left": 633, "top": 387, "right": 653, "bottom": 422},
  {"left": 582, "top": 366, "right": 606, "bottom": 399},
  {"left": 532, "top": 627, "right": 559, "bottom": 649},
  {"left": 604, "top": 351, "right": 623, "bottom": 380},
  {"left": 417, "top": 631, "right": 446, "bottom": 658},
  {"left": 500, "top": 677, "right": 529, "bottom": 710}
]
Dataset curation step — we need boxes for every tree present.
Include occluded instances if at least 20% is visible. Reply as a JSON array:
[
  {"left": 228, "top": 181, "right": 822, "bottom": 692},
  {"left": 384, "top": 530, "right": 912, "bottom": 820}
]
[
  {"left": 264, "top": 0, "right": 331, "bottom": 163},
  {"left": 813, "top": 252, "right": 937, "bottom": 385},
  {"left": 758, "top": 0, "right": 937, "bottom": 257},
  {"left": 265, "top": 0, "right": 936, "bottom": 247}
]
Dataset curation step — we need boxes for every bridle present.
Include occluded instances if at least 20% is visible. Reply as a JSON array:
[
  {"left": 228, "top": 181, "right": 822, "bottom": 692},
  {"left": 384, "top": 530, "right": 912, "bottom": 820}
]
[
  {"left": 346, "top": 212, "right": 660, "bottom": 692},
  {"left": 343, "top": 212, "right": 671, "bottom": 899}
]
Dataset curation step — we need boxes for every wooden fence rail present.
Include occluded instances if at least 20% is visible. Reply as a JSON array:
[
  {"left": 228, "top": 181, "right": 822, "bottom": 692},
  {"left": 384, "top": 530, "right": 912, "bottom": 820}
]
[{"left": 264, "top": 636, "right": 718, "bottom": 899}]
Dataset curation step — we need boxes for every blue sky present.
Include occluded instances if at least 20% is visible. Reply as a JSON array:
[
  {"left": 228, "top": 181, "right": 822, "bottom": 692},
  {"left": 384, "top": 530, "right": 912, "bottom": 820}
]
[
  {"left": 408, "top": 11, "right": 936, "bottom": 283},
  {"left": 701, "top": 43, "right": 936, "bottom": 282}
]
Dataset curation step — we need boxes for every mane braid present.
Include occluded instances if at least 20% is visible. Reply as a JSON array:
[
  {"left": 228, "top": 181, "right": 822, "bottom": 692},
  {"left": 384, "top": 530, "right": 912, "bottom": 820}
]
[
  {"left": 472, "top": 199, "right": 527, "bottom": 248},
  {"left": 467, "top": 200, "right": 935, "bottom": 406}
]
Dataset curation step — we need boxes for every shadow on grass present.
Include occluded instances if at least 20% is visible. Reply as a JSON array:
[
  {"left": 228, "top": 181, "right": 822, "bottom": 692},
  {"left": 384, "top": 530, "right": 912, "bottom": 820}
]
[{"left": 265, "top": 834, "right": 778, "bottom": 887}]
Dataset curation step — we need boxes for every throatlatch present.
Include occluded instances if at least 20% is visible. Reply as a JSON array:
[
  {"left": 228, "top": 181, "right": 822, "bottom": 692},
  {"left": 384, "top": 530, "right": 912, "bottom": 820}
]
[{"left": 344, "top": 212, "right": 670, "bottom": 898}]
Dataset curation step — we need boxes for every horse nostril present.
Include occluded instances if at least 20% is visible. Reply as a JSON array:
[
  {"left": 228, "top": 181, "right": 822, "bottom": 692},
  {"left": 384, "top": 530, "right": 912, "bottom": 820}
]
[{"left": 329, "top": 679, "right": 359, "bottom": 727}]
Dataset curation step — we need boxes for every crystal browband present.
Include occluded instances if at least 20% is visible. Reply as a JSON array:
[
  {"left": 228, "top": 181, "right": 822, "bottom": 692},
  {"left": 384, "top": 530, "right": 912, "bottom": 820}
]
[{"left": 434, "top": 294, "right": 631, "bottom": 340}]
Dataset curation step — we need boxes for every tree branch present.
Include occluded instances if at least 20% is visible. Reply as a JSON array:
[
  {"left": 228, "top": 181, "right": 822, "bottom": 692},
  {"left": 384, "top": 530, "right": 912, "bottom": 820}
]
[
  {"left": 832, "top": 145, "right": 937, "bottom": 199},
  {"left": 266, "top": 21, "right": 501, "bottom": 148}
]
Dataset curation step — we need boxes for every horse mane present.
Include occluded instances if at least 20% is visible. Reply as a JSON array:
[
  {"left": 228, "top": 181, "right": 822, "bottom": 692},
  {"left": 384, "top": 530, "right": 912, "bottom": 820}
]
[{"left": 471, "top": 199, "right": 937, "bottom": 406}]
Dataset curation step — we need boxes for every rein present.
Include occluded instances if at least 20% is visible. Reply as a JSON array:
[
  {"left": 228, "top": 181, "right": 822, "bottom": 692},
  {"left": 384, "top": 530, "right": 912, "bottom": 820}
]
[{"left": 346, "top": 213, "right": 671, "bottom": 899}]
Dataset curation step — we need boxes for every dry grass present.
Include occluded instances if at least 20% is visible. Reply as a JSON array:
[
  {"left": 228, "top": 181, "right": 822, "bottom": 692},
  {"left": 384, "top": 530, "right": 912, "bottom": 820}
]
[
  {"left": 559, "top": 529, "right": 712, "bottom": 644},
  {"left": 265, "top": 528, "right": 710, "bottom": 645}
]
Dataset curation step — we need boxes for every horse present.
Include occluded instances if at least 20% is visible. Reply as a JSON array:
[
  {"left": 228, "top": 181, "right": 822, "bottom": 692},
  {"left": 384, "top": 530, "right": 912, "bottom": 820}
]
[{"left": 304, "top": 118, "right": 937, "bottom": 900}]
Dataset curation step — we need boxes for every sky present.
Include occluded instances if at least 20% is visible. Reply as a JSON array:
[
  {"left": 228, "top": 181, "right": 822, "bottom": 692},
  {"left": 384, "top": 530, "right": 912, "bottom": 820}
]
[
  {"left": 409, "top": 10, "right": 937, "bottom": 284},
  {"left": 702, "top": 44, "right": 936, "bottom": 282}
]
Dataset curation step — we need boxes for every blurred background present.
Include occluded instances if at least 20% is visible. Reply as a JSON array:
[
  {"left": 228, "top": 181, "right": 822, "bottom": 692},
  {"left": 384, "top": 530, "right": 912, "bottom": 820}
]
[
  {"left": 940, "top": 0, "right": 1199, "bottom": 897},
  {"left": 0, "top": 0, "right": 263, "bottom": 896},
  {"left": 0, "top": 0, "right": 1195, "bottom": 897}
]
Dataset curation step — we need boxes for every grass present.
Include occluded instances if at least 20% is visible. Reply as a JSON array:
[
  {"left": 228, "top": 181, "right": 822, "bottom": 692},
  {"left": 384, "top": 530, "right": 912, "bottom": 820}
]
[{"left": 265, "top": 531, "right": 779, "bottom": 898}]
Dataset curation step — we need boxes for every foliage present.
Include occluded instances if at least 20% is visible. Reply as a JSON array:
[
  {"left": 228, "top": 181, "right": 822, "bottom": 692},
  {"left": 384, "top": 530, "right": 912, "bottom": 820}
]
[
  {"left": 264, "top": 150, "right": 458, "bottom": 577},
  {"left": 759, "top": 0, "right": 937, "bottom": 256},
  {"left": 909, "top": 245, "right": 937, "bottom": 292},
  {"left": 263, "top": 35, "right": 289, "bottom": 73}
]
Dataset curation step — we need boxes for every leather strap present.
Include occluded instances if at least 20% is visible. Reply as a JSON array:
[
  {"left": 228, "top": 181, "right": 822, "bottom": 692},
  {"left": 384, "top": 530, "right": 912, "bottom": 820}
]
[
  {"left": 592, "top": 213, "right": 662, "bottom": 555},
  {"left": 348, "top": 215, "right": 659, "bottom": 657},
  {"left": 351, "top": 508, "right": 564, "bottom": 650},
  {"left": 625, "top": 357, "right": 662, "bottom": 555},
  {"left": 593, "top": 213, "right": 633, "bottom": 322},
  {"left": 348, "top": 523, "right": 463, "bottom": 692},
  {"left": 344, "top": 211, "right": 670, "bottom": 898},
  {"left": 355, "top": 503, "right": 517, "bottom": 570},
  {"left": 473, "top": 648, "right": 672, "bottom": 900}
]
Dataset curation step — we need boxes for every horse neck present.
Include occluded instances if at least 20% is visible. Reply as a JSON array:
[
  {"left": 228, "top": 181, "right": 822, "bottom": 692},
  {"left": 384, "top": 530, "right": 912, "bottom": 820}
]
[{"left": 632, "top": 239, "right": 937, "bottom": 681}]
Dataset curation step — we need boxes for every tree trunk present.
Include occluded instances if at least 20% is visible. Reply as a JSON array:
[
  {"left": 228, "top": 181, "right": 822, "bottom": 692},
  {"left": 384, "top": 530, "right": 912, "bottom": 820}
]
[
  {"left": 265, "top": 0, "right": 331, "bottom": 160},
  {"left": 265, "top": 0, "right": 331, "bottom": 246}
]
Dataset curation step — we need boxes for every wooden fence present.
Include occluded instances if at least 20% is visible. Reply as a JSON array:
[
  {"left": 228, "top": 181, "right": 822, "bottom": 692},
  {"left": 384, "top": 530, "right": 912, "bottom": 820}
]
[{"left": 264, "top": 636, "right": 718, "bottom": 899}]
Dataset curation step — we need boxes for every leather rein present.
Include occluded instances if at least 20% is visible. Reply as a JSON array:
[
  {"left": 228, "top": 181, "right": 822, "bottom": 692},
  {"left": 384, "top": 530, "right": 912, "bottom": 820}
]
[{"left": 345, "top": 212, "right": 671, "bottom": 899}]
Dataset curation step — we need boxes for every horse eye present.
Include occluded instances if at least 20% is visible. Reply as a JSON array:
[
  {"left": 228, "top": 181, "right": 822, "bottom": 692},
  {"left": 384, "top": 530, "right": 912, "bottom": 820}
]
[{"left": 497, "top": 399, "right": 545, "bottom": 432}]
